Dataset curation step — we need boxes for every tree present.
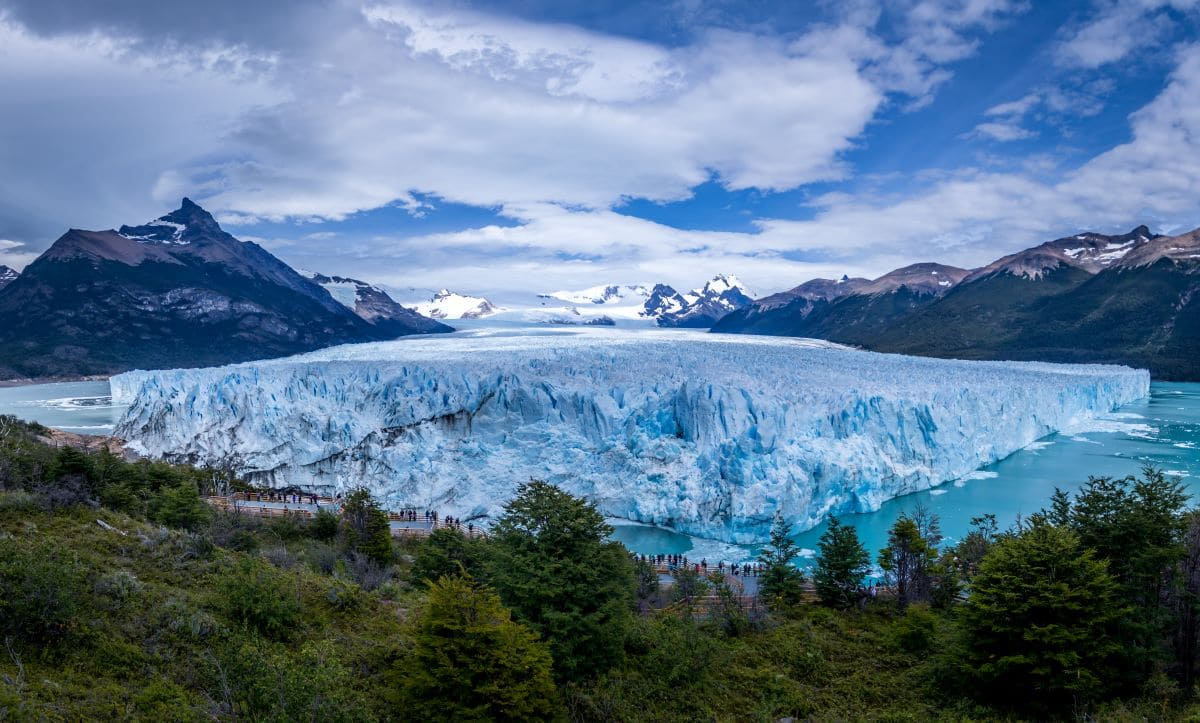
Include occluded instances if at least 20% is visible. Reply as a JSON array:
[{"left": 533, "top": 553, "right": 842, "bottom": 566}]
[
  {"left": 1060, "top": 468, "right": 1188, "bottom": 684},
  {"left": 399, "top": 576, "right": 559, "bottom": 722},
  {"left": 487, "top": 480, "right": 634, "bottom": 682},
  {"left": 878, "top": 506, "right": 941, "bottom": 611},
  {"left": 952, "top": 514, "right": 999, "bottom": 583},
  {"left": 1170, "top": 511, "right": 1200, "bottom": 687},
  {"left": 339, "top": 488, "right": 393, "bottom": 565},
  {"left": 813, "top": 517, "right": 869, "bottom": 609},
  {"left": 757, "top": 513, "right": 806, "bottom": 609},
  {"left": 411, "top": 527, "right": 487, "bottom": 584},
  {"left": 960, "top": 520, "right": 1125, "bottom": 715},
  {"left": 153, "top": 481, "right": 212, "bottom": 530}
]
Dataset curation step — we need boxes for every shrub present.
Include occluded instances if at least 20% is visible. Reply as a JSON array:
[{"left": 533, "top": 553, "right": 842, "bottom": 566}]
[
  {"left": 0, "top": 539, "right": 86, "bottom": 645},
  {"left": 219, "top": 557, "right": 301, "bottom": 641}
]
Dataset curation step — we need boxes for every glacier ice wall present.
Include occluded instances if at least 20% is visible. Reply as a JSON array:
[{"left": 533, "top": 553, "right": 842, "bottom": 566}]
[{"left": 111, "top": 328, "right": 1150, "bottom": 543}]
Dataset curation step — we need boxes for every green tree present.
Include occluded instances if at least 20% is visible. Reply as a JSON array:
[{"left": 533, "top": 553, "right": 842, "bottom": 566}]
[
  {"left": 757, "top": 513, "right": 806, "bottom": 609},
  {"left": 813, "top": 516, "right": 869, "bottom": 609},
  {"left": 411, "top": 526, "right": 487, "bottom": 584},
  {"left": 487, "top": 480, "right": 635, "bottom": 682},
  {"left": 878, "top": 506, "right": 941, "bottom": 611},
  {"left": 399, "top": 576, "right": 558, "bottom": 721},
  {"left": 152, "top": 481, "right": 212, "bottom": 530},
  {"left": 960, "top": 520, "right": 1124, "bottom": 715},
  {"left": 952, "top": 513, "right": 1000, "bottom": 583},
  {"left": 339, "top": 488, "right": 393, "bottom": 565},
  {"left": 1061, "top": 468, "right": 1188, "bottom": 685}
]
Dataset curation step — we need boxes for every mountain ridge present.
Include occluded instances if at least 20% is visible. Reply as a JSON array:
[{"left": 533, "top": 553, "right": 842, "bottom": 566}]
[
  {"left": 713, "top": 225, "right": 1200, "bottom": 380},
  {"left": 0, "top": 199, "right": 450, "bottom": 379}
]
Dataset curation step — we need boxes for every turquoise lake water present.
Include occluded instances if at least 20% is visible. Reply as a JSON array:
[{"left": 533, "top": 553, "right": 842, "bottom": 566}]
[{"left": 2, "top": 378, "right": 1198, "bottom": 568}]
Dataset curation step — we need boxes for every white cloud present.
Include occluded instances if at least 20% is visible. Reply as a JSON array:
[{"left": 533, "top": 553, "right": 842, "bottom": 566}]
[
  {"left": 969, "top": 121, "right": 1037, "bottom": 141},
  {"left": 1057, "top": 0, "right": 1199, "bottom": 69}
]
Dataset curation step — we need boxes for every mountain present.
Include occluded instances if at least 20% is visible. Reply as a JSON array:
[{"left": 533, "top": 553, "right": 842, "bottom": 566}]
[
  {"left": 651, "top": 274, "right": 755, "bottom": 327},
  {"left": 0, "top": 199, "right": 450, "bottom": 379},
  {"left": 714, "top": 225, "right": 1200, "bottom": 380},
  {"left": 0, "top": 265, "right": 17, "bottom": 291},
  {"left": 414, "top": 289, "right": 499, "bottom": 319},
  {"left": 539, "top": 284, "right": 651, "bottom": 306},
  {"left": 714, "top": 263, "right": 968, "bottom": 342},
  {"left": 304, "top": 273, "right": 452, "bottom": 335}
]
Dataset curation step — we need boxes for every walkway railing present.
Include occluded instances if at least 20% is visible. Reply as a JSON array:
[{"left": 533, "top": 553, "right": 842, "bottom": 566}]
[{"left": 202, "top": 495, "right": 487, "bottom": 539}]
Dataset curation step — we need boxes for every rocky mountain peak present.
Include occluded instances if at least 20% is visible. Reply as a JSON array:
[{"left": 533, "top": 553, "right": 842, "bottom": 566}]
[
  {"left": 117, "top": 197, "right": 222, "bottom": 245},
  {"left": 0, "top": 264, "right": 18, "bottom": 291}
]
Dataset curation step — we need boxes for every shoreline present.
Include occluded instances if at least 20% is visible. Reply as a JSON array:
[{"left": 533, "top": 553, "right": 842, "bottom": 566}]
[{"left": 0, "top": 374, "right": 111, "bottom": 388}]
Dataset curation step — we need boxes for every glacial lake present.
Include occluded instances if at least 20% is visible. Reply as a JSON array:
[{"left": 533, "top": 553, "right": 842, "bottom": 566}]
[{"left": 2, "top": 377, "right": 1198, "bottom": 568}]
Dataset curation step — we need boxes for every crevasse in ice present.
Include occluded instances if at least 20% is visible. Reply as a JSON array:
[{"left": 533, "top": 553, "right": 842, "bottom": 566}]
[{"left": 111, "top": 328, "right": 1150, "bottom": 543}]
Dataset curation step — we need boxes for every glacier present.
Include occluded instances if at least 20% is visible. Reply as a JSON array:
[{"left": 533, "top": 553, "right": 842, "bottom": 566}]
[{"left": 111, "top": 327, "right": 1150, "bottom": 543}]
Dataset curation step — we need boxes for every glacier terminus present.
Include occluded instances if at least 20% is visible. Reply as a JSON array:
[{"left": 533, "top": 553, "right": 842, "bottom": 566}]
[{"left": 111, "top": 327, "right": 1150, "bottom": 543}]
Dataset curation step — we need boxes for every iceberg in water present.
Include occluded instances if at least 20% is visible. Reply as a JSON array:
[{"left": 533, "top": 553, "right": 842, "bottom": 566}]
[{"left": 111, "top": 327, "right": 1149, "bottom": 543}]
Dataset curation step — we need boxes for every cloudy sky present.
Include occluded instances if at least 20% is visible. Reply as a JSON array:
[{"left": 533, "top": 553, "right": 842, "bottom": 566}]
[{"left": 1, "top": 0, "right": 1198, "bottom": 299}]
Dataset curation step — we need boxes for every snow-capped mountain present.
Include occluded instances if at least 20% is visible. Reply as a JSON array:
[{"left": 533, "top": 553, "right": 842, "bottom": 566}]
[
  {"left": 112, "top": 329, "right": 1148, "bottom": 543},
  {"left": 540, "top": 284, "right": 651, "bottom": 306},
  {"left": 414, "top": 289, "right": 499, "bottom": 319},
  {"left": 715, "top": 224, "right": 1200, "bottom": 380},
  {"left": 0, "top": 265, "right": 17, "bottom": 291},
  {"left": 963, "top": 225, "right": 1157, "bottom": 282},
  {"left": 651, "top": 274, "right": 755, "bottom": 327},
  {"left": 0, "top": 198, "right": 450, "bottom": 379},
  {"left": 304, "top": 272, "right": 452, "bottom": 335}
]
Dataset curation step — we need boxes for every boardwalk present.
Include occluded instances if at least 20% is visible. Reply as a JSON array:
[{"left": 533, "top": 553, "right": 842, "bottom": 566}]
[{"left": 203, "top": 493, "right": 487, "bottom": 539}]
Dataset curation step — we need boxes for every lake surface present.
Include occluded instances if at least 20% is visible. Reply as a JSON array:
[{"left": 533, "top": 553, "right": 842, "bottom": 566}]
[
  {"left": 0, "top": 380, "right": 122, "bottom": 434},
  {"left": 2, "top": 377, "right": 1198, "bottom": 568}
]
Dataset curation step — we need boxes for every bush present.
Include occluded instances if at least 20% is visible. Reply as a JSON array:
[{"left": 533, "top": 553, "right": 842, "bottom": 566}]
[
  {"left": 411, "top": 526, "right": 487, "bottom": 583},
  {"left": 219, "top": 557, "right": 301, "bottom": 641},
  {"left": 152, "top": 482, "right": 212, "bottom": 530},
  {"left": 891, "top": 604, "right": 937, "bottom": 654},
  {"left": 0, "top": 539, "right": 86, "bottom": 645}
]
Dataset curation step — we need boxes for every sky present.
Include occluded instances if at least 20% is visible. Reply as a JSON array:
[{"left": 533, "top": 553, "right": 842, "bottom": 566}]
[{"left": 0, "top": 0, "right": 1198, "bottom": 300}]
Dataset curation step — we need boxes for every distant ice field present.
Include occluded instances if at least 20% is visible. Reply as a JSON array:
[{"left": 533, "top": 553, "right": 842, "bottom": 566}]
[{"left": 111, "top": 326, "right": 1149, "bottom": 543}]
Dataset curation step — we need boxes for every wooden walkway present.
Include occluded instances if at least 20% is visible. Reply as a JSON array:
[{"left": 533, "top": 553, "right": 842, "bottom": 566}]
[{"left": 202, "top": 494, "right": 487, "bottom": 539}]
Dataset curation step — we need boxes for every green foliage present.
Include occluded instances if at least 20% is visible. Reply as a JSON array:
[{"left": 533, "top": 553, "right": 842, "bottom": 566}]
[
  {"left": 227, "top": 638, "right": 371, "bottom": 722},
  {"left": 758, "top": 513, "right": 806, "bottom": 609},
  {"left": 0, "top": 538, "right": 86, "bottom": 645},
  {"left": 151, "top": 481, "right": 212, "bottom": 530},
  {"left": 1057, "top": 468, "right": 1189, "bottom": 687},
  {"left": 892, "top": 604, "right": 938, "bottom": 654},
  {"left": 410, "top": 526, "right": 487, "bottom": 583},
  {"left": 219, "top": 557, "right": 301, "bottom": 641},
  {"left": 813, "top": 516, "right": 869, "bottom": 609},
  {"left": 311, "top": 507, "right": 340, "bottom": 541},
  {"left": 488, "top": 480, "right": 635, "bottom": 682},
  {"left": 339, "top": 488, "right": 394, "bottom": 565},
  {"left": 951, "top": 513, "right": 999, "bottom": 583},
  {"left": 398, "top": 576, "right": 559, "bottom": 722},
  {"left": 960, "top": 519, "right": 1125, "bottom": 715},
  {"left": 878, "top": 506, "right": 942, "bottom": 611}
]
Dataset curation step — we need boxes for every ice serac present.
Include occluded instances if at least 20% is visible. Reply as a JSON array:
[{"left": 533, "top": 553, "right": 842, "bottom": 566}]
[{"left": 111, "top": 330, "right": 1150, "bottom": 543}]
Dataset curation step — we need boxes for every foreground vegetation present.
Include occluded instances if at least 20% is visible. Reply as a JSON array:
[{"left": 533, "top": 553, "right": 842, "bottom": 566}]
[{"left": 3, "top": 414, "right": 1200, "bottom": 720}]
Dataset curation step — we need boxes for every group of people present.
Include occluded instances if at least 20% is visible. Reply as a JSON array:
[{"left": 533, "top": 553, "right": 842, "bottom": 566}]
[
  {"left": 243, "top": 490, "right": 321, "bottom": 506},
  {"left": 635, "top": 553, "right": 765, "bottom": 577}
]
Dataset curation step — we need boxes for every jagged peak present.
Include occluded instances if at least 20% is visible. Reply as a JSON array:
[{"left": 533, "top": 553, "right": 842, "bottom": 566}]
[{"left": 117, "top": 198, "right": 221, "bottom": 245}]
